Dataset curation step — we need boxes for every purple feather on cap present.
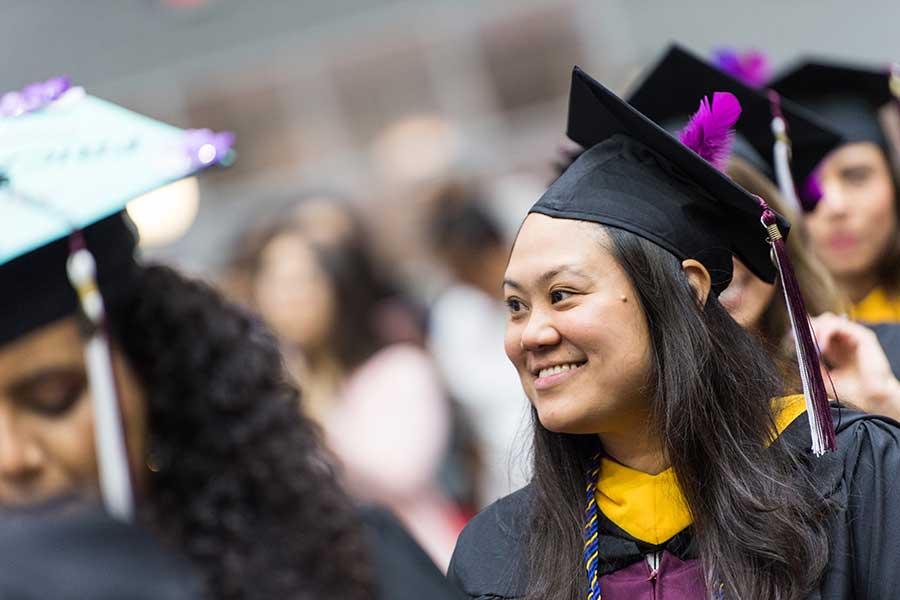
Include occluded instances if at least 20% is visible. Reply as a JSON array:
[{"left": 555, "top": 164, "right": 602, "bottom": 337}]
[
  {"left": 800, "top": 165, "right": 824, "bottom": 211},
  {"left": 183, "top": 128, "right": 236, "bottom": 168},
  {"left": 711, "top": 48, "right": 772, "bottom": 88},
  {"left": 679, "top": 91, "right": 742, "bottom": 172}
]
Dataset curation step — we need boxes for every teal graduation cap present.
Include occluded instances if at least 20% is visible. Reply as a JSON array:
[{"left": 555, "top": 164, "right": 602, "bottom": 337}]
[
  {"left": 0, "top": 78, "right": 234, "bottom": 343},
  {"left": 0, "top": 79, "right": 233, "bottom": 264},
  {"left": 0, "top": 77, "right": 233, "bottom": 521}
]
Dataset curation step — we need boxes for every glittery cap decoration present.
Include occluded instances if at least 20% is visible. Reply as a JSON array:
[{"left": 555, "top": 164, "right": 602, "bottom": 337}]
[
  {"left": 183, "top": 128, "right": 236, "bottom": 168},
  {"left": 0, "top": 76, "right": 82, "bottom": 117}
]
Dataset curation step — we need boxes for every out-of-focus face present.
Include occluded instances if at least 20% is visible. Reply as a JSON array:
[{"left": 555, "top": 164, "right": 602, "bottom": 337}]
[
  {"left": 807, "top": 142, "right": 898, "bottom": 283},
  {"left": 503, "top": 214, "right": 652, "bottom": 435},
  {"left": 254, "top": 232, "right": 336, "bottom": 353},
  {"left": 719, "top": 257, "right": 776, "bottom": 330},
  {"left": 0, "top": 318, "right": 146, "bottom": 507}
]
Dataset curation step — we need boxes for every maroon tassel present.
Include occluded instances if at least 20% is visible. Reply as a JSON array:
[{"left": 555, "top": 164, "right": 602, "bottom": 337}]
[{"left": 758, "top": 198, "right": 836, "bottom": 454}]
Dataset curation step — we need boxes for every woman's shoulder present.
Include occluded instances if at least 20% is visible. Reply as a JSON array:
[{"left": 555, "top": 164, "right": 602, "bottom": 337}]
[
  {"left": 447, "top": 485, "right": 532, "bottom": 599},
  {"left": 782, "top": 406, "right": 900, "bottom": 495},
  {"left": 832, "top": 408, "right": 900, "bottom": 479}
]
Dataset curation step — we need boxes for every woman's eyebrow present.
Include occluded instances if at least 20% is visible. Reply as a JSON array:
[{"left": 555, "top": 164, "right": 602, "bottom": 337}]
[
  {"left": 6, "top": 365, "right": 84, "bottom": 398},
  {"left": 503, "top": 265, "right": 592, "bottom": 291}
]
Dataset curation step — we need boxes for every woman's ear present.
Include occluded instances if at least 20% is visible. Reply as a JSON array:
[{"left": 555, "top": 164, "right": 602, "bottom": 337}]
[{"left": 681, "top": 259, "right": 711, "bottom": 307}]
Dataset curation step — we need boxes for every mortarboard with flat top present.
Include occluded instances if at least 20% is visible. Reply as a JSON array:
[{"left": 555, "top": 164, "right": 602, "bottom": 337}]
[
  {"left": 627, "top": 45, "right": 844, "bottom": 211},
  {"left": 769, "top": 60, "right": 895, "bottom": 151},
  {"left": 0, "top": 79, "right": 234, "bottom": 343},
  {"left": 533, "top": 65, "right": 790, "bottom": 294},
  {"left": 0, "top": 77, "right": 233, "bottom": 522}
]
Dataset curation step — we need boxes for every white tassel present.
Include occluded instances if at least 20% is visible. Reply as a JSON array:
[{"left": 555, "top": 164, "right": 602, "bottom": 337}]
[
  {"left": 770, "top": 116, "right": 802, "bottom": 214},
  {"left": 67, "top": 248, "right": 134, "bottom": 521}
]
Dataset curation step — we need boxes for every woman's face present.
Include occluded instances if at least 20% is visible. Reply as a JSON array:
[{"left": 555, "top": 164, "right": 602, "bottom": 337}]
[
  {"left": 807, "top": 142, "right": 898, "bottom": 282},
  {"left": 719, "top": 257, "right": 776, "bottom": 330},
  {"left": 503, "top": 214, "right": 652, "bottom": 435},
  {"left": 0, "top": 318, "right": 146, "bottom": 506},
  {"left": 254, "top": 232, "right": 336, "bottom": 353}
]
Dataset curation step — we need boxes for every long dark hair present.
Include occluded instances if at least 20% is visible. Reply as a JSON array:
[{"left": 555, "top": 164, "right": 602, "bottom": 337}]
[
  {"left": 108, "top": 265, "right": 376, "bottom": 600},
  {"left": 525, "top": 226, "right": 832, "bottom": 600}
]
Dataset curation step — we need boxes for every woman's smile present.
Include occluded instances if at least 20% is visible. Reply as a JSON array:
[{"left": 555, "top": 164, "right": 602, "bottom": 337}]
[{"left": 532, "top": 360, "right": 587, "bottom": 391}]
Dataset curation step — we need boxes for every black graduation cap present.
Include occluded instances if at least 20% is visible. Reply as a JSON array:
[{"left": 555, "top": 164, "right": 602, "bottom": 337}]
[
  {"left": 0, "top": 212, "right": 137, "bottom": 346},
  {"left": 531, "top": 66, "right": 790, "bottom": 294},
  {"left": 628, "top": 45, "right": 843, "bottom": 198},
  {"left": 769, "top": 60, "right": 893, "bottom": 150}
]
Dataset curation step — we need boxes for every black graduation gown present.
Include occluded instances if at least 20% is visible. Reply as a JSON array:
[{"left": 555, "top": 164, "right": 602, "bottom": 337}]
[
  {"left": 0, "top": 505, "right": 202, "bottom": 599},
  {"left": 447, "top": 408, "right": 900, "bottom": 599},
  {"left": 360, "top": 505, "right": 465, "bottom": 600}
]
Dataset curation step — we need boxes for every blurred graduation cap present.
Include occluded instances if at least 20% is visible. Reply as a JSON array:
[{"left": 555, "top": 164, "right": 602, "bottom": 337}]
[
  {"left": 769, "top": 60, "right": 895, "bottom": 151},
  {"left": 533, "top": 66, "right": 834, "bottom": 454},
  {"left": 0, "top": 77, "right": 233, "bottom": 521},
  {"left": 628, "top": 45, "right": 844, "bottom": 212}
]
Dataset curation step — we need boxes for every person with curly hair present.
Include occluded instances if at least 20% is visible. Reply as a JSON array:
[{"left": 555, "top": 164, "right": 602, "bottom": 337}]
[{"left": 0, "top": 89, "right": 460, "bottom": 600}]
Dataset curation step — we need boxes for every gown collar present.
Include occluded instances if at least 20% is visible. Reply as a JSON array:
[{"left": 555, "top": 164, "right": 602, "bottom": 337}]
[{"left": 595, "top": 394, "right": 808, "bottom": 545}]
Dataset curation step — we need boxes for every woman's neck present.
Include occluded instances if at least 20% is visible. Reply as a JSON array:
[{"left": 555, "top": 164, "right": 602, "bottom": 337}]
[
  {"left": 598, "top": 426, "right": 669, "bottom": 475},
  {"left": 836, "top": 271, "right": 880, "bottom": 304},
  {"left": 284, "top": 346, "right": 344, "bottom": 424}
]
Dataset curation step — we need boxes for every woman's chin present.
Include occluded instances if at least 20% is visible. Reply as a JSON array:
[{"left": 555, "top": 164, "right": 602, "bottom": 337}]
[{"left": 536, "top": 405, "right": 596, "bottom": 435}]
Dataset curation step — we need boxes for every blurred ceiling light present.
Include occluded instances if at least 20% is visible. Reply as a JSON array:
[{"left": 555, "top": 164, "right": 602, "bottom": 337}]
[
  {"left": 126, "top": 177, "right": 200, "bottom": 247},
  {"left": 371, "top": 115, "right": 462, "bottom": 186}
]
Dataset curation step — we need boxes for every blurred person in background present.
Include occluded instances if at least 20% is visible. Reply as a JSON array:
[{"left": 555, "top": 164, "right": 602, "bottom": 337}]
[
  {"left": 231, "top": 197, "right": 464, "bottom": 572},
  {"left": 770, "top": 61, "right": 900, "bottom": 324},
  {"left": 627, "top": 44, "right": 900, "bottom": 421},
  {"left": 427, "top": 180, "right": 531, "bottom": 508},
  {"left": 728, "top": 158, "right": 900, "bottom": 420}
]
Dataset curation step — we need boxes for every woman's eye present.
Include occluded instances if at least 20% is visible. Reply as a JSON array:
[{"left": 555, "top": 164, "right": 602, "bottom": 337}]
[
  {"left": 506, "top": 298, "right": 523, "bottom": 313},
  {"left": 550, "top": 290, "right": 572, "bottom": 304},
  {"left": 841, "top": 166, "right": 873, "bottom": 185},
  {"left": 22, "top": 377, "right": 85, "bottom": 417}
]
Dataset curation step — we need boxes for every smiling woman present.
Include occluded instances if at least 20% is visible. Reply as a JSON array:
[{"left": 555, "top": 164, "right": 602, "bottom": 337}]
[
  {"left": 447, "top": 66, "right": 900, "bottom": 600},
  {"left": 502, "top": 218, "right": 653, "bottom": 441}
]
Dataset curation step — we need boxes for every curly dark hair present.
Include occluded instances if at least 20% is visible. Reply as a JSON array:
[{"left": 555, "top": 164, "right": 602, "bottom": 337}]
[{"left": 107, "top": 264, "right": 376, "bottom": 600}]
